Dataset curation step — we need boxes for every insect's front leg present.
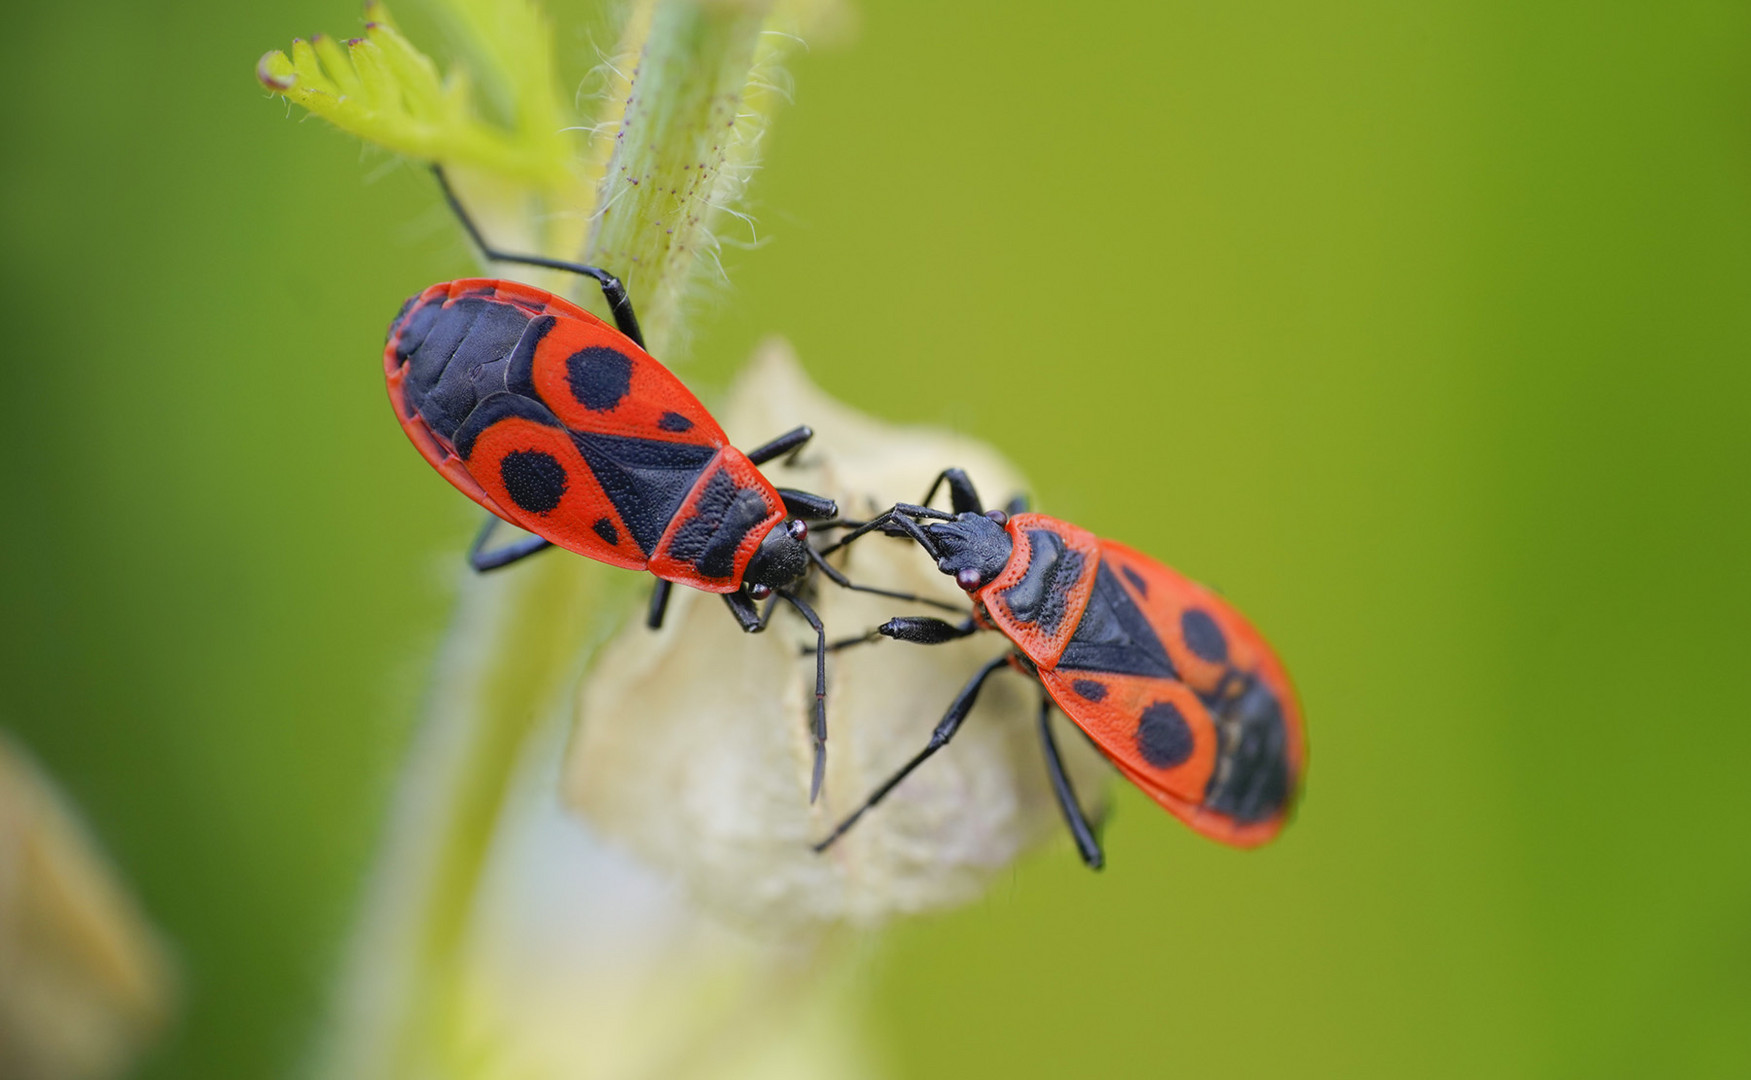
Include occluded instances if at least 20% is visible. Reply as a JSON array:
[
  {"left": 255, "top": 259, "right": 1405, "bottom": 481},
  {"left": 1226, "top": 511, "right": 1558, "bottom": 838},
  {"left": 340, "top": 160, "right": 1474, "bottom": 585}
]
[{"left": 722, "top": 588, "right": 771, "bottom": 631}]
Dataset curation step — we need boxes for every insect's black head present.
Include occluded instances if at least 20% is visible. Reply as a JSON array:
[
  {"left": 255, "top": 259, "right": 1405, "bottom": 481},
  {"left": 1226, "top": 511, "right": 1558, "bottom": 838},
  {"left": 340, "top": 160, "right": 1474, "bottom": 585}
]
[
  {"left": 744, "top": 518, "right": 811, "bottom": 591},
  {"left": 921, "top": 511, "right": 1013, "bottom": 592}
]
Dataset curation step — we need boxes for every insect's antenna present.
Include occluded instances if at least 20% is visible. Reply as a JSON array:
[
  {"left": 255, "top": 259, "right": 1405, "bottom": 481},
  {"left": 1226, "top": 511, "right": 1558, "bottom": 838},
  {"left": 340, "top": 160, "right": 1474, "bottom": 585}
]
[
  {"left": 804, "top": 547, "right": 966, "bottom": 614},
  {"left": 819, "top": 503, "right": 950, "bottom": 558}
]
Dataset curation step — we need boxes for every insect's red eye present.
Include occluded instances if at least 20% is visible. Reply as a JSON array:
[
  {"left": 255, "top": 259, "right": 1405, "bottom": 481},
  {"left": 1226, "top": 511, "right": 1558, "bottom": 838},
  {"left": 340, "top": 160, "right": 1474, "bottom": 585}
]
[
  {"left": 787, "top": 519, "right": 808, "bottom": 541},
  {"left": 749, "top": 582, "right": 774, "bottom": 600},
  {"left": 955, "top": 567, "right": 983, "bottom": 592}
]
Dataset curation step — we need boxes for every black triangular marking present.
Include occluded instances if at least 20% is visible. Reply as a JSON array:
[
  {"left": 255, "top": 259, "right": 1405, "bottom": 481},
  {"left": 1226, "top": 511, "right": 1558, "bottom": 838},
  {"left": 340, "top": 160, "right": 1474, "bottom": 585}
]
[
  {"left": 1203, "top": 678, "right": 1291, "bottom": 822},
  {"left": 1001, "top": 530, "right": 1084, "bottom": 636},
  {"left": 1056, "top": 562, "right": 1177, "bottom": 679},
  {"left": 570, "top": 431, "right": 715, "bottom": 555}
]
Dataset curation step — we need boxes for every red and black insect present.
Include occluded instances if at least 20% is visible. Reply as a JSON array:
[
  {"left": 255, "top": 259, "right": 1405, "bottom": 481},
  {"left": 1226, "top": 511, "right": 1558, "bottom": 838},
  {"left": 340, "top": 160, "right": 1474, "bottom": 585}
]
[
  {"left": 384, "top": 169, "right": 947, "bottom": 797},
  {"left": 814, "top": 470, "right": 1305, "bottom": 867}
]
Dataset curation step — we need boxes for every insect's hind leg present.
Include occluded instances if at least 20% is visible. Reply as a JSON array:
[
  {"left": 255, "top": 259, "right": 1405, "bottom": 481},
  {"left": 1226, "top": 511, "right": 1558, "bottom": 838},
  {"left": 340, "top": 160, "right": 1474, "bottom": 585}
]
[
  {"left": 646, "top": 580, "right": 674, "bottom": 630},
  {"left": 468, "top": 514, "right": 554, "bottom": 572},
  {"left": 431, "top": 166, "right": 645, "bottom": 349},
  {"left": 1037, "top": 688, "right": 1104, "bottom": 870}
]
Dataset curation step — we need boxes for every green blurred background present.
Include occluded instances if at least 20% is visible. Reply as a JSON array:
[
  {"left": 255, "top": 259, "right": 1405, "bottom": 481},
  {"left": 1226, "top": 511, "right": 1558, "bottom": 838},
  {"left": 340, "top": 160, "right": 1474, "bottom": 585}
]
[{"left": 4, "top": 1, "right": 1748, "bottom": 1077}]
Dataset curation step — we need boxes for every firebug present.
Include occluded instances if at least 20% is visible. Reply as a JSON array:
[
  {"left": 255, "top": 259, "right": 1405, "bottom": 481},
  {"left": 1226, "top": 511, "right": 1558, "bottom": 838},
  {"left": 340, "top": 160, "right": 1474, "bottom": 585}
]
[
  {"left": 814, "top": 470, "right": 1305, "bottom": 866},
  {"left": 383, "top": 169, "right": 948, "bottom": 798}
]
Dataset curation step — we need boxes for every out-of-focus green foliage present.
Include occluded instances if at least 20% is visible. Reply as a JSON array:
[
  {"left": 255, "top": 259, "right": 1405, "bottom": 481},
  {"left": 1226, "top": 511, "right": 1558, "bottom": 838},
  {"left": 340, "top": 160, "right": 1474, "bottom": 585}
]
[
  {"left": 257, "top": 2, "right": 574, "bottom": 193},
  {"left": 1, "top": 2, "right": 1748, "bottom": 1079}
]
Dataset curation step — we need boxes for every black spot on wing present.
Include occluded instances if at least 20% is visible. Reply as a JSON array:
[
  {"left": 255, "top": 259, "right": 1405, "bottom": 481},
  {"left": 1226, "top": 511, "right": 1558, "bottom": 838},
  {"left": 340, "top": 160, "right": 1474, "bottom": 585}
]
[
  {"left": 1057, "top": 563, "right": 1177, "bottom": 678},
  {"left": 499, "top": 450, "right": 567, "bottom": 514},
  {"left": 591, "top": 517, "right": 618, "bottom": 545},
  {"left": 567, "top": 346, "right": 633, "bottom": 411},
  {"left": 1122, "top": 564, "right": 1150, "bottom": 598},
  {"left": 1000, "top": 530, "right": 1084, "bottom": 636},
  {"left": 570, "top": 431, "right": 715, "bottom": 556},
  {"left": 658, "top": 411, "right": 694, "bottom": 432},
  {"left": 1071, "top": 679, "right": 1108, "bottom": 702},
  {"left": 1203, "top": 678, "right": 1292, "bottom": 822},
  {"left": 452, "top": 392, "right": 561, "bottom": 460},
  {"left": 666, "top": 467, "right": 773, "bottom": 580},
  {"left": 1181, "top": 608, "right": 1229, "bottom": 663},
  {"left": 1136, "top": 701, "right": 1194, "bottom": 768}
]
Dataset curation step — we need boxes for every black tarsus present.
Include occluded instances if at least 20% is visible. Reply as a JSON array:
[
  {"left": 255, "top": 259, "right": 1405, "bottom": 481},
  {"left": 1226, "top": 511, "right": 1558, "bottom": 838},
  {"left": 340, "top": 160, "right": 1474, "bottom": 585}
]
[
  {"left": 745, "top": 425, "right": 814, "bottom": 467},
  {"left": 647, "top": 579, "right": 673, "bottom": 630},
  {"left": 1037, "top": 689, "right": 1104, "bottom": 870},
  {"left": 812, "top": 653, "right": 1011, "bottom": 853},
  {"left": 431, "top": 165, "right": 645, "bottom": 349},
  {"left": 776, "top": 590, "right": 830, "bottom": 803},
  {"left": 468, "top": 514, "right": 555, "bottom": 572}
]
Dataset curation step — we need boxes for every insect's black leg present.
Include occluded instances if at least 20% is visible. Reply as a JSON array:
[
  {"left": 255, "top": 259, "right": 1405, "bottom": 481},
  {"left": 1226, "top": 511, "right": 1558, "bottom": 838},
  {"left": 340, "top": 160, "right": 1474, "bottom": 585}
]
[
  {"left": 813, "top": 653, "right": 1011, "bottom": 853},
  {"left": 919, "top": 468, "right": 984, "bottom": 515},
  {"left": 775, "top": 590, "right": 830, "bottom": 803},
  {"left": 745, "top": 425, "right": 814, "bottom": 467},
  {"left": 723, "top": 588, "right": 782, "bottom": 632},
  {"left": 1037, "top": 688, "right": 1104, "bottom": 870},
  {"left": 468, "top": 514, "right": 554, "bottom": 572},
  {"left": 723, "top": 589, "right": 763, "bottom": 631},
  {"left": 804, "top": 548, "right": 967, "bottom": 614},
  {"left": 647, "top": 579, "right": 674, "bottom": 630},
  {"left": 777, "top": 489, "right": 839, "bottom": 520},
  {"left": 431, "top": 166, "right": 645, "bottom": 349},
  {"left": 1003, "top": 493, "right": 1030, "bottom": 517}
]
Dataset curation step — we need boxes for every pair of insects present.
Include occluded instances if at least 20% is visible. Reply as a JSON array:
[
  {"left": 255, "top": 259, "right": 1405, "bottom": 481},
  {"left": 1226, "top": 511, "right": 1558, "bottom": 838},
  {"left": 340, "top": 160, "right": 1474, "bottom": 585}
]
[{"left": 386, "top": 170, "right": 1305, "bottom": 865}]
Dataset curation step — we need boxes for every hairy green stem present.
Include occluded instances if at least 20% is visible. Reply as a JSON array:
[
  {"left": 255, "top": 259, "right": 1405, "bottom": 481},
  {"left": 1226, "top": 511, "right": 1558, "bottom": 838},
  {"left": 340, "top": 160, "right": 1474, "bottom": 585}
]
[
  {"left": 585, "top": 0, "right": 776, "bottom": 357},
  {"left": 272, "top": 3, "right": 813, "bottom": 1077}
]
